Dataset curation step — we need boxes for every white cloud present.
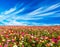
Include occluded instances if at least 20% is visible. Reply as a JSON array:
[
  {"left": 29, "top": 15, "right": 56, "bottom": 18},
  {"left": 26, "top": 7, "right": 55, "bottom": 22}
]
[
  {"left": 29, "top": 22, "right": 60, "bottom": 26},
  {"left": 41, "top": 24, "right": 60, "bottom": 26},
  {"left": 4, "top": 8, "right": 16, "bottom": 15},
  {"left": 11, "top": 8, "right": 25, "bottom": 15},
  {"left": 0, "top": 2, "right": 60, "bottom": 26},
  {"left": 41, "top": 3, "right": 60, "bottom": 13},
  {"left": 13, "top": 16, "right": 42, "bottom": 20},
  {"left": 0, "top": 3, "right": 25, "bottom": 21},
  {"left": 24, "top": 3, "right": 60, "bottom": 17},
  {"left": 1, "top": 3, "right": 24, "bottom": 15},
  {"left": 37, "top": 11, "right": 57, "bottom": 16},
  {"left": 25, "top": 11, "right": 58, "bottom": 17},
  {"left": 0, "top": 15, "right": 7, "bottom": 21},
  {"left": 4, "top": 20, "right": 27, "bottom": 26},
  {"left": 26, "top": 7, "right": 43, "bottom": 16}
]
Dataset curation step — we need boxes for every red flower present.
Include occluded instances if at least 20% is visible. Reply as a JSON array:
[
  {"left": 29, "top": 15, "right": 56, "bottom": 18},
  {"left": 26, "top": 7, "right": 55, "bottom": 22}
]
[
  {"left": 9, "top": 44, "right": 13, "bottom": 47},
  {"left": 46, "top": 43, "right": 51, "bottom": 47},
  {"left": 34, "top": 38, "right": 39, "bottom": 41},
  {"left": 5, "top": 35, "right": 9, "bottom": 38},
  {"left": 57, "top": 36, "right": 60, "bottom": 40},
  {"left": 32, "top": 44, "right": 35, "bottom": 46},
  {"left": 28, "top": 39, "right": 32, "bottom": 42}
]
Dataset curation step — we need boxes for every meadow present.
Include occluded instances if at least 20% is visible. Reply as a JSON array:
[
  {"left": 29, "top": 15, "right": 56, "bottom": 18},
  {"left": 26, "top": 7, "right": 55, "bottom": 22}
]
[{"left": 0, "top": 26, "right": 60, "bottom": 47}]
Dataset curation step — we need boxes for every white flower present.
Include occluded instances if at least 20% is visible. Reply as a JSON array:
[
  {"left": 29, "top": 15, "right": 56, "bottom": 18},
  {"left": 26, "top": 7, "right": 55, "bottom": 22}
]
[
  {"left": 40, "top": 37, "right": 44, "bottom": 40},
  {"left": 49, "top": 42, "right": 53, "bottom": 46},
  {"left": 19, "top": 42, "right": 23, "bottom": 45},
  {"left": 13, "top": 45, "right": 18, "bottom": 47},
  {"left": 31, "top": 35, "right": 34, "bottom": 38}
]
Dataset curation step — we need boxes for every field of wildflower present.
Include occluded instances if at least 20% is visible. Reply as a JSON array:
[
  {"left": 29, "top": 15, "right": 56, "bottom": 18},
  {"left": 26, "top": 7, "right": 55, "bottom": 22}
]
[{"left": 0, "top": 26, "right": 60, "bottom": 47}]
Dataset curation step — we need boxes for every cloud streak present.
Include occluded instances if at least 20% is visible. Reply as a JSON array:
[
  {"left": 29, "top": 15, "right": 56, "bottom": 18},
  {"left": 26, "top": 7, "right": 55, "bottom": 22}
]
[
  {"left": 0, "top": 1, "right": 60, "bottom": 26},
  {"left": 4, "top": 8, "right": 16, "bottom": 15},
  {"left": 42, "top": 3, "right": 60, "bottom": 13}
]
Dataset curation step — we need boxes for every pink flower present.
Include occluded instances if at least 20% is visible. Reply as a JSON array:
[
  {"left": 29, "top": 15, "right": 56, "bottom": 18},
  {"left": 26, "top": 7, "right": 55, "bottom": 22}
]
[
  {"left": 7, "top": 39, "right": 11, "bottom": 42},
  {"left": 0, "top": 45, "right": 2, "bottom": 47},
  {"left": 4, "top": 43, "right": 8, "bottom": 47},
  {"left": 21, "top": 32, "right": 25, "bottom": 36},
  {"left": 45, "top": 36, "right": 49, "bottom": 40},
  {"left": 40, "top": 36, "right": 45, "bottom": 39},
  {"left": 22, "top": 45, "right": 24, "bottom": 47},
  {"left": 52, "top": 38, "right": 58, "bottom": 43},
  {"left": 12, "top": 39, "right": 15, "bottom": 42}
]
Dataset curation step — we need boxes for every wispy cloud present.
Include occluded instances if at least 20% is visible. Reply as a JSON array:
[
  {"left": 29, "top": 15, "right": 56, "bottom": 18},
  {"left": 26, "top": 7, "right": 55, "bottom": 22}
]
[
  {"left": 11, "top": 8, "right": 25, "bottom": 15},
  {"left": 1, "top": 3, "right": 24, "bottom": 15},
  {"left": 0, "top": 2, "right": 60, "bottom": 26},
  {"left": 0, "top": 3, "right": 25, "bottom": 21},
  {"left": 28, "top": 22, "right": 60, "bottom": 26},
  {"left": 4, "top": 20, "right": 28, "bottom": 26},
  {"left": 26, "top": 7, "right": 43, "bottom": 16},
  {"left": 36, "top": 11, "right": 58, "bottom": 16},
  {"left": 13, "top": 16, "right": 42, "bottom": 20},
  {"left": 23, "top": 3, "right": 60, "bottom": 17},
  {"left": 4, "top": 8, "right": 16, "bottom": 15},
  {"left": 41, "top": 3, "right": 60, "bottom": 13}
]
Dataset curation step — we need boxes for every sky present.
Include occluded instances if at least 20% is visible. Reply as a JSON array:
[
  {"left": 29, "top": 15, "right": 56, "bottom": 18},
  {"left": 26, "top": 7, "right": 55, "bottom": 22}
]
[{"left": 0, "top": 0, "right": 60, "bottom": 26}]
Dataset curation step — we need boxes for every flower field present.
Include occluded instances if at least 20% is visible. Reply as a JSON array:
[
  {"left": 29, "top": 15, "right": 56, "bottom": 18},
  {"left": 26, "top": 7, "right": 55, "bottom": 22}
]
[{"left": 0, "top": 26, "right": 60, "bottom": 47}]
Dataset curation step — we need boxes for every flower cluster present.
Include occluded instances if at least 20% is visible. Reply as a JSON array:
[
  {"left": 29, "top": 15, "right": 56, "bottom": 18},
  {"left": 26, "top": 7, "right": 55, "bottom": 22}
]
[{"left": 0, "top": 28, "right": 60, "bottom": 47}]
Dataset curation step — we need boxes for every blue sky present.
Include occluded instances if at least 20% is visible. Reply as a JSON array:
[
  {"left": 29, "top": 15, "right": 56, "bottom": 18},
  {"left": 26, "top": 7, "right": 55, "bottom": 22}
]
[{"left": 0, "top": 0, "right": 60, "bottom": 26}]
